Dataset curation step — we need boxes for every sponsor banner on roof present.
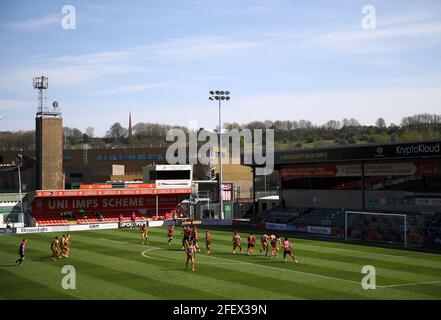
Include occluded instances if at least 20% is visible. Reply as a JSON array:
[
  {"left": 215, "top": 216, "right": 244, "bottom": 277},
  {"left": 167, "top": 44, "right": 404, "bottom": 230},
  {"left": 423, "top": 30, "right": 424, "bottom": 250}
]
[
  {"left": 282, "top": 161, "right": 437, "bottom": 179},
  {"left": 35, "top": 188, "right": 192, "bottom": 197},
  {"left": 31, "top": 194, "right": 181, "bottom": 215}
]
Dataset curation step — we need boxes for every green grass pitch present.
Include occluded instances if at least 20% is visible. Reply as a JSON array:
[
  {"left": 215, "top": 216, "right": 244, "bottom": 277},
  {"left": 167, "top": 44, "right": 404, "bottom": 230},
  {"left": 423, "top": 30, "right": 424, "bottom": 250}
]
[{"left": 1, "top": 227, "right": 441, "bottom": 300}]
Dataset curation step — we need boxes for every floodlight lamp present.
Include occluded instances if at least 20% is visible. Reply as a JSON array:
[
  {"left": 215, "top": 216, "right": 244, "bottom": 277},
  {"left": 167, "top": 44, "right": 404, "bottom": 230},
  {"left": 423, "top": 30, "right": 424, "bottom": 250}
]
[
  {"left": 221, "top": 96, "right": 225, "bottom": 100},
  {"left": 209, "top": 90, "right": 214, "bottom": 95},
  {"left": 226, "top": 96, "right": 231, "bottom": 100},
  {"left": 215, "top": 90, "right": 220, "bottom": 95},
  {"left": 220, "top": 91, "right": 225, "bottom": 95},
  {"left": 209, "top": 97, "right": 214, "bottom": 100},
  {"left": 225, "top": 91, "right": 230, "bottom": 95},
  {"left": 215, "top": 96, "right": 220, "bottom": 100}
]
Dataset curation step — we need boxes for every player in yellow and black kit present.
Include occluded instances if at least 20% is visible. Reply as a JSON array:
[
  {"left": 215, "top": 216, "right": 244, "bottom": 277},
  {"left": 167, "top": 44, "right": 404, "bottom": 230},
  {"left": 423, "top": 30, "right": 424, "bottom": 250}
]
[
  {"left": 232, "top": 231, "right": 242, "bottom": 255},
  {"left": 141, "top": 224, "right": 148, "bottom": 245},
  {"left": 50, "top": 236, "right": 60, "bottom": 263}
]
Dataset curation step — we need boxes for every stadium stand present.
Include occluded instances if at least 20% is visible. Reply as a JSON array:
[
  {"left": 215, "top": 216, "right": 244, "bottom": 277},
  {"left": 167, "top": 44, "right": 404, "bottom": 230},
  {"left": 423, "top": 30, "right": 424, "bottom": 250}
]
[
  {"left": 74, "top": 211, "right": 144, "bottom": 224},
  {"left": 33, "top": 215, "right": 69, "bottom": 226},
  {"left": 261, "top": 206, "right": 441, "bottom": 243},
  {"left": 31, "top": 208, "right": 188, "bottom": 226}
]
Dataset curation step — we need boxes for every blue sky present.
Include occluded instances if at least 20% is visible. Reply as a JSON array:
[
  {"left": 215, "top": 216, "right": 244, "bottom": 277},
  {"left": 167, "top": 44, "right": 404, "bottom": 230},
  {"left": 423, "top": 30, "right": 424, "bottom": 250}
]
[{"left": 0, "top": 0, "right": 441, "bottom": 136}]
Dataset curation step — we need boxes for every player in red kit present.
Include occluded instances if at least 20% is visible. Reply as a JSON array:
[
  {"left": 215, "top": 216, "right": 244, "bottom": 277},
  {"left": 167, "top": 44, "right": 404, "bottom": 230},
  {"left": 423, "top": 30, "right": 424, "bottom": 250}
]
[
  {"left": 247, "top": 233, "right": 256, "bottom": 255},
  {"left": 167, "top": 225, "right": 175, "bottom": 245},
  {"left": 268, "top": 234, "right": 278, "bottom": 259},
  {"left": 283, "top": 237, "right": 298, "bottom": 263},
  {"left": 182, "top": 226, "right": 192, "bottom": 251}
]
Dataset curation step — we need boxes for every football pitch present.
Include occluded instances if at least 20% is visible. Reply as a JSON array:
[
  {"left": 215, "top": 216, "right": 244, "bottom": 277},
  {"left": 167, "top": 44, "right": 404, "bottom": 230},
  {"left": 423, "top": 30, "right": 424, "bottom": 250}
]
[{"left": 1, "top": 227, "right": 441, "bottom": 300}]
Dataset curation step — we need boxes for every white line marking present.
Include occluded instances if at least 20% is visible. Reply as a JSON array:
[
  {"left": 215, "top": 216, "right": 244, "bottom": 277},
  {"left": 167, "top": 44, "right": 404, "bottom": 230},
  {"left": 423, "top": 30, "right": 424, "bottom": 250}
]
[
  {"left": 202, "top": 254, "right": 362, "bottom": 286},
  {"left": 378, "top": 280, "right": 441, "bottom": 288},
  {"left": 198, "top": 253, "right": 441, "bottom": 289},
  {"left": 140, "top": 249, "right": 237, "bottom": 264},
  {"left": 100, "top": 238, "right": 132, "bottom": 245},
  {"left": 141, "top": 248, "right": 173, "bottom": 261}
]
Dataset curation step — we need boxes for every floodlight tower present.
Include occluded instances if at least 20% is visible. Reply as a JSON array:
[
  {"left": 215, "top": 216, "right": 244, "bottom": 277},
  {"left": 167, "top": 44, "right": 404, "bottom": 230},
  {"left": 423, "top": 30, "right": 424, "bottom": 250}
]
[
  {"left": 33, "top": 76, "right": 63, "bottom": 190},
  {"left": 209, "top": 90, "right": 231, "bottom": 219}
]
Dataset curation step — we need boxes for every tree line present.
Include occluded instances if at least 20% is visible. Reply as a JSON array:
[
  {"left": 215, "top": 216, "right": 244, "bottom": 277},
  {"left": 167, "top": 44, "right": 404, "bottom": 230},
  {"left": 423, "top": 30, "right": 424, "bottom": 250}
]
[{"left": 1, "top": 113, "right": 440, "bottom": 151}]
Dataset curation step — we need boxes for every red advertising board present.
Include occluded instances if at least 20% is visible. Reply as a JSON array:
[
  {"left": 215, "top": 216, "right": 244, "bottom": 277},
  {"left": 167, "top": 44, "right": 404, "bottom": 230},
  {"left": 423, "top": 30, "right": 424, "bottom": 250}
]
[
  {"left": 222, "top": 183, "right": 233, "bottom": 201},
  {"left": 79, "top": 184, "right": 113, "bottom": 189},
  {"left": 125, "top": 183, "right": 156, "bottom": 189},
  {"left": 281, "top": 165, "right": 337, "bottom": 179}
]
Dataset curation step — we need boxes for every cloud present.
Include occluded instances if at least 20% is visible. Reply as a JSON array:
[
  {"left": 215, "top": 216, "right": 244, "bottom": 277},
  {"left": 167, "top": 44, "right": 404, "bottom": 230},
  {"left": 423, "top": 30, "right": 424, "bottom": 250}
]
[
  {"left": 316, "top": 22, "right": 441, "bottom": 44},
  {"left": 0, "top": 100, "right": 30, "bottom": 111},
  {"left": 91, "top": 83, "right": 168, "bottom": 96},
  {"left": 81, "top": 4, "right": 122, "bottom": 11},
  {"left": 6, "top": 13, "right": 60, "bottom": 31},
  {"left": 0, "top": 35, "right": 261, "bottom": 93}
]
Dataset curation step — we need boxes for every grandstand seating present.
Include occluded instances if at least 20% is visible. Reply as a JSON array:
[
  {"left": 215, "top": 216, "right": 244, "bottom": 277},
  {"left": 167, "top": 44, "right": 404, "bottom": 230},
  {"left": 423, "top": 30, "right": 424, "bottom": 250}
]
[
  {"left": 261, "top": 206, "right": 441, "bottom": 238},
  {"left": 33, "top": 215, "right": 69, "bottom": 226},
  {"left": 74, "top": 211, "right": 144, "bottom": 224}
]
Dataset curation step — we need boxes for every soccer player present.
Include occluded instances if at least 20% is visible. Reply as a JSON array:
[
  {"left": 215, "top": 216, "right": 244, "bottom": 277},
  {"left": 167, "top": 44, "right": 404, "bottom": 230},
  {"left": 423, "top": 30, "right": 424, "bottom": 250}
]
[
  {"left": 247, "top": 232, "right": 256, "bottom": 255},
  {"left": 268, "top": 234, "right": 278, "bottom": 259},
  {"left": 167, "top": 225, "right": 175, "bottom": 245},
  {"left": 182, "top": 226, "right": 191, "bottom": 250},
  {"left": 141, "top": 224, "right": 148, "bottom": 245},
  {"left": 276, "top": 235, "right": 282, "bottom": 258},
  {"left": 185, "top": 240, "right": 196, "bottom": 271},
  {"left": 131, "top": 211, "right": 137, "bottom": 228},
  {"left": 232, "top": 231, "right": 242, "bottom": 254},
  {"left": 51, "top": 236, "right": 60, "bottom": 263},
  {"left": 61, "top": 234, "right": 68, "bottom": 258},
  {"left": 15, "top": 239, "right": 26, "bottom": 266},
  {"left": 191, "top": 226, "right": 200, "bottom": 252},
  {"left": 283, "top": 237, "right": 298, "bottom": 263},
  {"left": 65, "top": 234, "right": 71, "bottom": 258},
  {"left": 205, "top": 230, "right": 212, "bottom": 254},
  {"left": 260, "top": 233, "right": 269, "bottom": 256}
]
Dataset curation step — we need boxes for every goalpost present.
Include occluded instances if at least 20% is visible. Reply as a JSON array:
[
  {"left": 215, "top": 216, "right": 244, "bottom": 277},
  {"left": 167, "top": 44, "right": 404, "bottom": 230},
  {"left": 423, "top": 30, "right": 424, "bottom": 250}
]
[{"left": 345, "top": 211, "right": 407, "bottom": 247}]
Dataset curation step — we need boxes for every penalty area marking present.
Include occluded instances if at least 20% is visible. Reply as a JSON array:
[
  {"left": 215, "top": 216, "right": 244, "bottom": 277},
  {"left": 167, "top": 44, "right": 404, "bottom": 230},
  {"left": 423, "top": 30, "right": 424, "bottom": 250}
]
[{"left": 199, "top": 253, "right": 441, "bottom": 289}]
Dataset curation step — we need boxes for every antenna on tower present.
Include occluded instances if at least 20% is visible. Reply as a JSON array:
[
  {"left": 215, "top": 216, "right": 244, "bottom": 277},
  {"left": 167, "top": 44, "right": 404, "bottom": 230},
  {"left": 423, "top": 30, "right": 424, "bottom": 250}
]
[
  {"left": 33, "top": 76, "right": 48, "bottom": 114},
  {"left": 33, "top": 76, "right": 61, "bottom": 117}
]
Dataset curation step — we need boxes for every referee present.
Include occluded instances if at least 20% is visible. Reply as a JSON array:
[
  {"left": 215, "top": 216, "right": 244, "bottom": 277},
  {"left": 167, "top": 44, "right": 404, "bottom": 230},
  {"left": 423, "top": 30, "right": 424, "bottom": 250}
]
[{"left": 15, "top": 239, "right": 27, "bottom": 266}]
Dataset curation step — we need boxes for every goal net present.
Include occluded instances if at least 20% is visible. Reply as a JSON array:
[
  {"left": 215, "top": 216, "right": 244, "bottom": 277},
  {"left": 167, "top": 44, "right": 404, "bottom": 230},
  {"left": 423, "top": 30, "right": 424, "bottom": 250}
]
[{"left": 345, "top": 211, "right": 407, "bottom": 247}]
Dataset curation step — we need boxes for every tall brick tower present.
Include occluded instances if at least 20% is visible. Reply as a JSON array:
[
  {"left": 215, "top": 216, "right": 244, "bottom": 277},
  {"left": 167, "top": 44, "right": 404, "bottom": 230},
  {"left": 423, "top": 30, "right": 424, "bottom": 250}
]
[{"left": 33, "top": 76, "right": 64, "bottom": 190}]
